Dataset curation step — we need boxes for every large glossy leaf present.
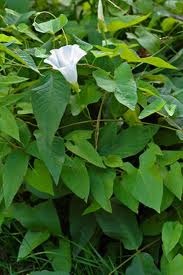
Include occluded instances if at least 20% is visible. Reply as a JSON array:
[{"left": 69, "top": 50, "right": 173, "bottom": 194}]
[
  {"left": 18, "top": 230, "right": 50, "bottom": 260},
  {"left": 126, "top": 252, "right": 161, "bottom": 275},
  {"left": 32, "top": 72, "right": 70, "bottom": 143},
  {"left": 61, "top": 157, "right": 90, "bottom": 201},
  {"left": 96, "top": 202, "right": 142, "bottom": 250},
  {"left": 3, "top": 150, "right": 29, "bottom": 207}
]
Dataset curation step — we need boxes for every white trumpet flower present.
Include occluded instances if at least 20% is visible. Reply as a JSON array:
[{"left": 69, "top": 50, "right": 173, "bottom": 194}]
[{"left": 44, "top": 44, "right": 87, "bottom": 85}]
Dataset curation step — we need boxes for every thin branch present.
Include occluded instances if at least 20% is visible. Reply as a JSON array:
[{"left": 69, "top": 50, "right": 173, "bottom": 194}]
[{"left": 108, "top": 238, "right": 160, "bottom": 275}]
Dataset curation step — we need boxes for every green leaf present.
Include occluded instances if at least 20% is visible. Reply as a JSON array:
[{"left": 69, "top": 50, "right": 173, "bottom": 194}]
[
  {"left": 18, "top": 230, "right": 50, "bottom": 260},
  {"left": 134, "top": 27, "right": 160, "bottom": 54},
  {"left": 11, "top": 201, "right": 61, "bottom": 235},
  {"left": 163, "top": 254, "right": 183, "bottom": 275},
  {"left": 61, "top": 157, "right": 90, "bottom": 201},
  {"left": 158, "top": 151, "right": 183, "bottom": 166},
  {"left": 96, "top": 202, "right": 142, "bottom": 250},
  {"left": 69, "top": 198, "right": 96, "bottom": 255},
  {"left": 70, "top": 82, "right": 101, "bottom": 116},
  {"left": 14, "top": 48, "right": 40, "bottom": 73},
  {"left": 139, "top": 97, "right": 166, "bottom": 119},
  {"left": 3, "top": 150, "right": 29, "bottom": 207},
  {"left": 0, "top": 74, "right": 28, "bottom": 86},
  {"left": 65, "top": 139, "right": 105, "bottom": 168},
  {"left": 32, "top": 72, "right": 70, "bottom": 143},
  {"left": 17, "top": 23, "right": 43, "bottom": 43},
  {"left": 93, "top": 69, "right": 116, "bottom": 93},
  {"left": 164, "top": 162, "right": 183, "bottom": 200},
  {"left": 162, "top": 221, "right": 182, "bottom": 256},
  {"left": 107, "top": 14, "right": 150, "bottom": 32},
  {"left": 35, "top": 132, "right": 65, "bottom": 185},
  {"left": 88, "top": 167, "right": 115, "bottom": 212},
  {"left": 64, "top": 130, "right": 93, "bottom": 141},
  {"left": 114, "top": 178, "right": 139, "bottom": 213},
  {"left": 0, "top": 107, "right": 19, "bottom": 141},
  {"left": 126, "top": 252, "right": 161, "bottom": 275},
  {"left": 140, "top": 56, "right": 176, "bottom": 69},
  {"left": 142, "top": 212, "right": 168, "bottom": 236},
  {"left": 114, "top": 63, "right": 137, "bottom": 110},
  {"left": 45, "top": 239, "right": 71, "bottom": 272},
  {"left": 33, "top": 14, "right": 68, "bottom": 34},
  {"left": 123, "top": 145, "right": 163, "bottom": 212},
  {"left": 99, "top": 124, "right": 159, "bottom": 158},
  {"left": 25, "top": 159, "right": 54, "bottom": 195},
  {"left": 0, "top": 33, "right": 22, "bottom": 44}
]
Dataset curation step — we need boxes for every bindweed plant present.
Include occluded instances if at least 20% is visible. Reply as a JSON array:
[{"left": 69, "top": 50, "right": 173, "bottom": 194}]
[{"left": 0, "top": 0, "right": 183, "bottom": 274}]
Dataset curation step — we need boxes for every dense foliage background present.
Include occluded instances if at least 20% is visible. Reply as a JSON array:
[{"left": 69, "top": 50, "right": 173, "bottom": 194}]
[{"left": 0, "top": 0, "right": 183, "bottom": 274}]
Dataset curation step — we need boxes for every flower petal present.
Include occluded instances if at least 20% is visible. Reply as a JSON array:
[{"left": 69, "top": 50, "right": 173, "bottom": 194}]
[
  {"left": 71, "top": 44, "right": 87, "bottom": 63},
  {"left": 59, "top": 63, "right": 78, "bottom": 84}
]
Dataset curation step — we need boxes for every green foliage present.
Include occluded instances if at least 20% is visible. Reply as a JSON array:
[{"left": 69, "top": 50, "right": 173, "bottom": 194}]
[{"left": 0, "top": 0, "right": 183, "bottom": 274}]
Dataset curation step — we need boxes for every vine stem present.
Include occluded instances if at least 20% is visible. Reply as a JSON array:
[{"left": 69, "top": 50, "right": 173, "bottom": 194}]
[
  {"left": 108, "top": 238, "right": 160, "bottom": 275},
  {"left": 59, "top": 119, "right": 180, "bottom": 132},
  {"left": 95, "top": 93, "right": 106, "bottom": 149}
]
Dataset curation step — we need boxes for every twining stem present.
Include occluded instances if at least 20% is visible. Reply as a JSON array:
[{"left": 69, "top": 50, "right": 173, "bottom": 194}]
[{"left": 95, "top": 93, "right": 106, "bottom": 150}]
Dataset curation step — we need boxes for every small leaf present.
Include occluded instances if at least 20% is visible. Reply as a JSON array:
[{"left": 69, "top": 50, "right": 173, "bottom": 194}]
[
  {"left": 107, "top": 14, "right": 150, "bottom": 32},
  {"left": 139, "top": 97, "right": 166, "bottom": 119},
  {"left": 96, "top": 202, "right": 142, "bottom": 250},
  {"left": 33, "top": 14, "right": 68, "bottom": 34},
  {"left": 164, "top": 254, "right": 183, "bottom": 275},
  {"left": 114, "top": 179, "right": 139, "bottom": 213},
  {"left": 0, "top": 107, "right": 20, "bottom": 141},
  {"left": 11, "top": 201, "right": 62, "bottom": 235},
  {"left": 36, "top": 132, "right": 65, "bottom": 185},
  {"left": 69, "top": 198, "right": 96, "bottom": 255},
  {"left": 93, "top": 69, "right": 115, "bottom": 93},
  {"left": 25, "top": 159, "right": 54, "bottom": 195},
  {"left": 126, "top": 252, "right": 161, "bottom": 275},
  {"left": 162, "top": 221, "right": 182, "bottom": 256},
  {"left": 0, "top": 74, "right": 28, "bottom": 86},
  {"left": 114, "top": 63, "right": 137, "bottom": 110},
  {"left": 88, "top": 167, "right": 115, "bottom": 212},
  {"left": 3, "top": 150, "right": 29, "bottom": 207},
  {"left": 0, "top": 34, "right": 22, "bottom": 44},
  {"left": 65, "top": 139, "right": 105, "bottom": 168},
  {"left": 45, "top": 239, "right": 71, "bottom": 272},
  {"left": 18, "top": 230, "right": 50, "bottom": 260},
  {"left": 61, "top": 157, "right": 90, "bottom": 201},
  {"left": 14, "top": 48, "right": 40, "bottom": 73},
  {"left": 164, "top": 162, "right": 183, "bottom": 200}
]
